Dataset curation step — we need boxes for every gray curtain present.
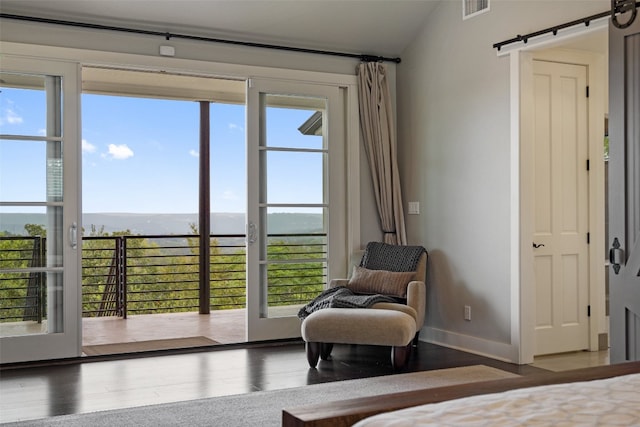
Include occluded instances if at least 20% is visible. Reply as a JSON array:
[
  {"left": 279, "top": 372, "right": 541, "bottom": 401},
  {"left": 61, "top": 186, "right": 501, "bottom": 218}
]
[{"left": 357, "top": 62, "right": 407, "bottom": 245}]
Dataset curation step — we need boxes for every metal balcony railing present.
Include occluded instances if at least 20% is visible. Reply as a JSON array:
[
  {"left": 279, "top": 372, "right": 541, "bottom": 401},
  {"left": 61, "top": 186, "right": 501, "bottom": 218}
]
[{"left": 0, "top": 233, "right": 326, "bottom": 322}]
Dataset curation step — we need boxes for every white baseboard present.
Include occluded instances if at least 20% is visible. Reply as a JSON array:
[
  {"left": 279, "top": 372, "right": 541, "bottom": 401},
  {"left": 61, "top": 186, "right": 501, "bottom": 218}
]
[{"left": 421, "top": 326, "right": 520, "bottom": 364}]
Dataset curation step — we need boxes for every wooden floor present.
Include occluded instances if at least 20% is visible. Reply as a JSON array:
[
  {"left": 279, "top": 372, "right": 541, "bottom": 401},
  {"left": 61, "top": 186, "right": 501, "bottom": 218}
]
[
  {"left": 0, "top": 341, "right": 543, "bottom": 422},
  {"left": 0, "top": 340, "right": 553, "bottom": 424},
  {"left": 1, "top": 309, "right": 612, "bottom": 424}
]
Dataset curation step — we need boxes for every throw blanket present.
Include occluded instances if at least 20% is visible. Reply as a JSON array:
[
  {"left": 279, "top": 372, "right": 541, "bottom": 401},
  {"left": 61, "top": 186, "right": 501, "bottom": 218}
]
[
  {"left": 360, "top": 241, "right": 426, "bottom": 272},
  {"left": 297, "top": 286, "right": 396, "bottom": 320}
]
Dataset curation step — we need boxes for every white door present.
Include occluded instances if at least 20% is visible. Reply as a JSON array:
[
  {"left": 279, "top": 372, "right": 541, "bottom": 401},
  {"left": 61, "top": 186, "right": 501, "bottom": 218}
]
[
  {"left": 245, "top": 78, "right": 345, "bottom": 341},
  {"left": 532, "top": 60, "right": 590, "bottom": 355},
  {"left": 0, "top": 56, "right": 82, "bottom": 363},
  {"left": 609, "top": 13, "right": 640, "bottom": 363}
]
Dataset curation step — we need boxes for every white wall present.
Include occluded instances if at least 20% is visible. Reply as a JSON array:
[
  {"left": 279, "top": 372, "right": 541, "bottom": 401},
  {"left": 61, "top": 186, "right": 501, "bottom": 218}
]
[{"left": 398, "top": 0, "right": 608, "bottom": 361}]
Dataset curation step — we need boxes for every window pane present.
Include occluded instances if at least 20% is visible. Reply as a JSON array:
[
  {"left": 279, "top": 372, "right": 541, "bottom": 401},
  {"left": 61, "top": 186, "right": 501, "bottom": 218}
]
[
  {"left": 262, "top": 206, "right": 326, "bottom": 318},
  {"left": 266, "top": 206, "right": 325, "bottom": 236},
  {"left": 0, "top": 205, "right": 63, "bottom": 267},
  {"left": 0, "top": 139, "right": 63, "bottom": 202},
  {"left": 265, "top": 94, "right": 325, "bottom": 149},
  {"left": 0, "top": 73, "right": 47, "bottom": 137},
  {"left": 265, "top": 151, "right": 324, "bottom": 204},
  {"left": 0, "top": 271, "right": 64, "bottom": 337}
]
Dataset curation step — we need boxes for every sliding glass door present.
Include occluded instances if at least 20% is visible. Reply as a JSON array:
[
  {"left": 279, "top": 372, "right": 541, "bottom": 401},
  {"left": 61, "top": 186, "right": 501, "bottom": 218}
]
[
  {"left": 0, "top": 57, "right": 352, "bottom": 360},
  {"left": 0, "top": 57, "right": 82, "bottom": 363},
  {"left": 245, "top": 79, "right": 346, "bottom": 341}
]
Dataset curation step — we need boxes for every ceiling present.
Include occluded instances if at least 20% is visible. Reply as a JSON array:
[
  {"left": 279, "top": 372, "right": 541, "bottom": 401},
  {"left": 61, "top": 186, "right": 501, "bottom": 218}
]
[{"left": 0, "top": 0, "right": 441, "bottom": 58}]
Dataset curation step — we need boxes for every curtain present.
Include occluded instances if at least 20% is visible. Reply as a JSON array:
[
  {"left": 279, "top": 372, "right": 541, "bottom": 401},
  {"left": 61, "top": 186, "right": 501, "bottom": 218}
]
[{"left": 357, "top": 62, "right": 407, "bottom": 245}]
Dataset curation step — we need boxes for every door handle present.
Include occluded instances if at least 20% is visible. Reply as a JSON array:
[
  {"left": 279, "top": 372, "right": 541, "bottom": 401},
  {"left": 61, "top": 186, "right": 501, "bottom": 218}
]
[
  {"left": 247, "top": 222, "right": 257, "bottom": 245},
  {"left": 609, "top": 237, "right": 623, "bottom": 274},
  {"left": 532, "top": 242, "right": 545, "bottom": 248},
  {"left": 69, "top": 222, "right": 78, "bottom": 250}
]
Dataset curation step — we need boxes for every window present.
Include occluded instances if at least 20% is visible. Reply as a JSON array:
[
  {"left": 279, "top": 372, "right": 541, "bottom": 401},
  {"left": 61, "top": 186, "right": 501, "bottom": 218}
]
[{"left": 463, "top": 0, "right": 489, "bottom": 20}]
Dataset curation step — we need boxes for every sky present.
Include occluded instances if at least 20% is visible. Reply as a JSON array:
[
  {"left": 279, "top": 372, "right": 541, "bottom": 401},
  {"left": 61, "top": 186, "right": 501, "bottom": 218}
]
[{"left": 1, "top": 85, "right": 324, "bottom": 214}]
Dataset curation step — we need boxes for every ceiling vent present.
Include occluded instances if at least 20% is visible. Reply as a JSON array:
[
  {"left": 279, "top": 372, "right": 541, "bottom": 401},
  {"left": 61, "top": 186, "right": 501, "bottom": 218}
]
[{"left": 463, "top": 0, "right": 490, "bottom": 20}]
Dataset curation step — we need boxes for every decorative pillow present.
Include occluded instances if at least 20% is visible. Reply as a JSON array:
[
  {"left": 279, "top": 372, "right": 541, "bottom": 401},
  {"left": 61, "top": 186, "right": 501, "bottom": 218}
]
[{"left": 347, "top": 265, "right": 416, "bottom": 298}]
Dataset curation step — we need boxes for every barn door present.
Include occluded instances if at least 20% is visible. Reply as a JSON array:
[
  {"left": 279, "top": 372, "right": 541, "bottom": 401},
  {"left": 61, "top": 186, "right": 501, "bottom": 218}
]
[{"left": 608, "top": 6, "right": 640, "bottom": 363}]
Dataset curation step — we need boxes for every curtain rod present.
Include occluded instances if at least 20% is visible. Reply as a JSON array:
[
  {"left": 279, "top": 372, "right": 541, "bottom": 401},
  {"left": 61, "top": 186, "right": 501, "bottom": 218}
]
[
  {"left": 493, "top": 0, "right": 639, "bottom": 51},
  {"left": 0, "top": 13, "right": 401, "bottom": 64}
]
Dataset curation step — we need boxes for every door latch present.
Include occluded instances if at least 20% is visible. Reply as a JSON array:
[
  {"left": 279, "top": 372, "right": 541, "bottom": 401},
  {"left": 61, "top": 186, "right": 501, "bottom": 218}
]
[
  {"left": 609, "top": 237, "right": 623, "bottom": 274},
  {"left": 532, "top": 242, "right": 545, "bottom": 249}
]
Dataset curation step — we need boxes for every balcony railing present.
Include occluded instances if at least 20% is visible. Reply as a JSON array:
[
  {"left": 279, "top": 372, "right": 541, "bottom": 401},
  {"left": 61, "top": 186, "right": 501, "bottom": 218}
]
[{"left": 0, "top": 234, "right": 326, "bottom": 322}]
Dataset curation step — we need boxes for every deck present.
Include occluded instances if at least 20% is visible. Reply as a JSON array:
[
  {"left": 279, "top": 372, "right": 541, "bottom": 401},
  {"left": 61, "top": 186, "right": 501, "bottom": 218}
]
[{"left": 82, "top": 309, "right": 247, "bottom": 355}]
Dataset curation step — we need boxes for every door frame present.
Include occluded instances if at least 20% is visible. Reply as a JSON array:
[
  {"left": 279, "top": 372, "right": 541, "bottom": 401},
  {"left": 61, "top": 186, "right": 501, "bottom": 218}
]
[
  {"left": 515, "top": 29, "right": 607, "bottom": 363},
  {"left": 0, "top": 42, "right": 362, "bottom": 360}
]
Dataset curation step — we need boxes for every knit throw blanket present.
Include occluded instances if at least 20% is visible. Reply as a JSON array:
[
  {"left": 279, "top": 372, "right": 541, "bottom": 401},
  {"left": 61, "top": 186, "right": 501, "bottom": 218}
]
[
  {"left": 360, "top": 241, "right": 426, "bottom": 272},
  {"left": 297, "top": 286, "right": 396, "bottom": 320}
]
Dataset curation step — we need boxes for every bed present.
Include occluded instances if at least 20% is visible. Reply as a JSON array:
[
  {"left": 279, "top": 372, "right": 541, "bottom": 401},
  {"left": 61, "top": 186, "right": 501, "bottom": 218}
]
[{"left": 282, "top": 361, "right": 640, "bottom": 427}]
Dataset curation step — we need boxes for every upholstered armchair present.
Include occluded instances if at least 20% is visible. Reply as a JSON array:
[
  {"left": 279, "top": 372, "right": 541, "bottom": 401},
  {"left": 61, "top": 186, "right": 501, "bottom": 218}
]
[{"left": 300, "top": 242, "right": 427, "bottom": 370}]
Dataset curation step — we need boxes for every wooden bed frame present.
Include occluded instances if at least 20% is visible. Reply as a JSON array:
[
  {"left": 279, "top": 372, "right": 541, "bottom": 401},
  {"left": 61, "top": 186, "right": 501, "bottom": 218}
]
[{"left": 282, "top": 361, "right": 640, "bottom": 427}]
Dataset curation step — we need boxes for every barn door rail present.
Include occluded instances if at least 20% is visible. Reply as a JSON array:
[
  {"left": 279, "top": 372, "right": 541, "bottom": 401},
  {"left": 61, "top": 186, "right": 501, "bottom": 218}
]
[{"left": 493, "top": 0, "right": 639, "bottom": 51}]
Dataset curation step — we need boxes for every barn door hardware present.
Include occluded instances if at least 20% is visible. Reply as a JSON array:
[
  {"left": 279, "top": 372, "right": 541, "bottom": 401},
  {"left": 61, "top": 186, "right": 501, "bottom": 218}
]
[
  {"left": 493, "top": 1, "right": 640, "bottom": 51},
  {"left": 609, "top": 238, "right": 623, "bottom": 274},
  {"left": 612, "top": 0, "right": 638, "bottom": 28}
]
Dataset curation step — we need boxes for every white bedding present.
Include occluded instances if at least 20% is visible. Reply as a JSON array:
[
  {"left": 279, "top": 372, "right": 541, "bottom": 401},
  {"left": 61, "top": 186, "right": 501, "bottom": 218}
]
[{"left": 354, "top": 373, "right": 640, "bottom": 426}]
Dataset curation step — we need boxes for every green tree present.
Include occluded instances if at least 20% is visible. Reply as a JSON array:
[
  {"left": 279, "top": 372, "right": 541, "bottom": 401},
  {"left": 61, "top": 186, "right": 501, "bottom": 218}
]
[
  {"left": 24, "top": 224, "right": 46, "bottom": 237},
  {"left": 0, "top": 233, "right": 44, "bottom": 322}
]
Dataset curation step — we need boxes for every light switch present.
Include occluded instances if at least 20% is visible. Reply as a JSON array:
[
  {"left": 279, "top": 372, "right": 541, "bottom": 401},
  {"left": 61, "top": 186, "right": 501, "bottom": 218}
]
[{"left": 408, "top": 201, "right": 420, "bottom": 215}]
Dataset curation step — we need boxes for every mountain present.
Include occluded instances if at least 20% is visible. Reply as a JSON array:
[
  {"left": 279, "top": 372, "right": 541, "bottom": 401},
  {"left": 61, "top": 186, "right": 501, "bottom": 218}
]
[{"left": 0, "top": 212, "right": 324, "bottom": 236}]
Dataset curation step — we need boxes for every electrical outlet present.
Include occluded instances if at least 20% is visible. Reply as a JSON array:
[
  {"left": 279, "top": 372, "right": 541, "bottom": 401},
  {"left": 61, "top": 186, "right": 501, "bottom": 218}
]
[{"left": 464, "top": 305, "right": 471, "bottom": 321}]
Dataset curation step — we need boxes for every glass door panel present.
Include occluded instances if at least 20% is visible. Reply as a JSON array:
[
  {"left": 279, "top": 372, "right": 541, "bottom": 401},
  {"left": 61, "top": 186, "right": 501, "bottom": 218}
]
[
  {"left": 266, "top": 151, "right": 324, "bottom": 204},
  {"left": 0, "top": 58, "right": 81, "bottom": 363},
  {"left": 246, "top": 79, "right": 343, "bottom": 341},
  {"left": 265, "top": 206, "right": 327, "bottom": 318}
]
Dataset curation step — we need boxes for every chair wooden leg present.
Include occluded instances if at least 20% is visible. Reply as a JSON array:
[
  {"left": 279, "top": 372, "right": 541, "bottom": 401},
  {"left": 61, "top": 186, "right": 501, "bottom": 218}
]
[
  {"left": 320, "top": 343, "right": 333, "bottom": 360},
  {"left": 391, "top": 344, "right": 412, "bottom": 371},
  {"left": 306, "top": 342, "right": 320, "bottom": 368}
]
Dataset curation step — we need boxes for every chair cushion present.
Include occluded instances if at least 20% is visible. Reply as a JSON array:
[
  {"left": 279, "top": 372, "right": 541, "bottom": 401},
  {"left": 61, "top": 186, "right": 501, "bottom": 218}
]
[
  {"left": 347, "top": 265, "right": 415, "bottom": 298},
  {"left": 301, "top": 308, "right": 416, "bottom": 346}
]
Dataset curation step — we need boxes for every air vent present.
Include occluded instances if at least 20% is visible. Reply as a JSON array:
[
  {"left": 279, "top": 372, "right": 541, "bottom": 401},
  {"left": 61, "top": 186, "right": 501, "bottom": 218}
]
[{"left": 463, "top": 0, "right": 490, "bottom": 19}]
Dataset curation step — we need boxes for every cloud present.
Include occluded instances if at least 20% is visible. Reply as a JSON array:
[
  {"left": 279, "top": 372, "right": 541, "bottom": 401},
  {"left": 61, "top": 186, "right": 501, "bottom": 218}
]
[
  {"left": 189, "top": 149, "right": 199, "bottom": 157},
  {"left": 0, "top": 108, "right": 23, "bottom": 125},
  {"left": 228, "top": 123, "right": 243, "bottom": 132},
  {"left": 106, "top": 143, "right": 134, "bottom": 160},
  {"left": 82, "top": 139, "right": 97, "bottom": 153}
]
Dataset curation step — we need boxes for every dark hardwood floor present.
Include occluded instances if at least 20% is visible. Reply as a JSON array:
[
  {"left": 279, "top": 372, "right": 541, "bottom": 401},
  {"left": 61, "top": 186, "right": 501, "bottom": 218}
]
[{"left": 0, "top": 340, "right": 548, "bottom": 424}]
